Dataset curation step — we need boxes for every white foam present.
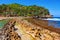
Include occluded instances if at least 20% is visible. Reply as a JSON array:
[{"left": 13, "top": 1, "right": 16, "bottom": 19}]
[{"left": 43, "top": 18, "right": 60, "bottom": 21}]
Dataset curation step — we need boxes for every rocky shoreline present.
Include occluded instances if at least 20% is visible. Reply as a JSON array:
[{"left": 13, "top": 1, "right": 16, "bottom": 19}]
[{"left": 0, "top": 18, "right": 60, "bottom": 40}]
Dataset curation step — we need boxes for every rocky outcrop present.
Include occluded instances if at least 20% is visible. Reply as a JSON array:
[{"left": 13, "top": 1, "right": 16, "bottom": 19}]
[
  {"left": 0, "top": 19, "right": 21, "bottom": 40},
  {"left": 15, "top": 18, "right": 60, "bottom": 40},
  {"left": 0, "top": 18, "right": 60, "bottom": 40}
]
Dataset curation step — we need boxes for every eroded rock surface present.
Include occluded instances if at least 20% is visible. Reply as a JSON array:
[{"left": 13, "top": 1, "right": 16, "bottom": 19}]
[
  {"left": 15, "top": 18, "right": 60, "bottom": 40},
  {"left": 0, "top": 20, "right": 21, "bottom": 40},
  {"left": 0, "top": 18, "right": 60, "bottom": 40}
]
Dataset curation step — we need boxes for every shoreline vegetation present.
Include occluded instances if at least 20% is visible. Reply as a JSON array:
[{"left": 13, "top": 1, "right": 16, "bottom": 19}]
[{"left": 0, "top": 3, "right": 52, "bottom": 18}]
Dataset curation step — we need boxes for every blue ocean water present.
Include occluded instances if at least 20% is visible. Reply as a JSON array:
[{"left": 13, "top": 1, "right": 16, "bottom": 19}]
[
  {"left": 48, "top": 20, "right": 60, "bottom": 28},
  {"left": 45, "top": 18, "right": 60, "bottom": 28}
]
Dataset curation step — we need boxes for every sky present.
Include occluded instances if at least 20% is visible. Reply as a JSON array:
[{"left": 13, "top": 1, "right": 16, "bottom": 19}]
[{"left": 0, "top": 0, "right": 60, "bottom": 17}]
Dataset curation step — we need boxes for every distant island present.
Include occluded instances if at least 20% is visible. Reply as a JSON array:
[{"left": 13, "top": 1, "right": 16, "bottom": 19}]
[{"left": 0, "top": 3, "right": 52, "bottom": 17}]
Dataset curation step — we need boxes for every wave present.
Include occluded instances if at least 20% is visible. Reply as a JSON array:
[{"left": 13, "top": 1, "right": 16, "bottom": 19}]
[{"left": 43, "top": 18, "right": 60, "bottom": 21}]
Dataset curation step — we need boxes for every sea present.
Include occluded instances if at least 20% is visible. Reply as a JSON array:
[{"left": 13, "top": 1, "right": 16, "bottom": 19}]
[{"left": 44, "top": 17, "right": 60, "bottom": 28}]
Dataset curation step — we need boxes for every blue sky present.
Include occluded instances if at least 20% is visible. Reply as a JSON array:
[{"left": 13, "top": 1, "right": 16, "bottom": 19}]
[{"left": 0, "top": 0, "right": 60, "bottom": 17}]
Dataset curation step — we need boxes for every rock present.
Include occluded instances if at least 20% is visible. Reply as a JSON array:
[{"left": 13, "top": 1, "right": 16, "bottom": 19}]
[
  {"left": 0, "top": 20, "right": 21, "bottom": 40},
  {"left": 0, "top": 18, "right": 60, "bottom": 40}
]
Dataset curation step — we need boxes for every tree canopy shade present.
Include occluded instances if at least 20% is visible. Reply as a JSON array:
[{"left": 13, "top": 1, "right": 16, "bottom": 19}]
[{"left": 0, "top": 3, "right": 50, "bottom": 17}]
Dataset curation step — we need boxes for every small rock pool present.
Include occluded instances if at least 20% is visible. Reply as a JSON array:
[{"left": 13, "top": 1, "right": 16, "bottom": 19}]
[{"left": 0, "top": 19, "right": 9, "bottom": 28}]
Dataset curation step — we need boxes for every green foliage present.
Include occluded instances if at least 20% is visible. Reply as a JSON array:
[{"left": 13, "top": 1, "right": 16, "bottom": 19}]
[{"left": 0, "top": 3, "right": 50, "bottom": 17}]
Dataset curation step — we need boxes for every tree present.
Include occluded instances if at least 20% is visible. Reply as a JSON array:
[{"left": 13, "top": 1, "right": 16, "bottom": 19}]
[{"left": 0, "top": 3, "right": 50, "bottom": 17}]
